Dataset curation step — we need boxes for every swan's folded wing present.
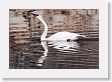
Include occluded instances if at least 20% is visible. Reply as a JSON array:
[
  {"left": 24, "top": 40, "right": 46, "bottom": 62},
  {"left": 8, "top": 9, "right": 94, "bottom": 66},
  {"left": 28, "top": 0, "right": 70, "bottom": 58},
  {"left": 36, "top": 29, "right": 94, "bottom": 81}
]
[{"left": 47, "top": 32, "right": 80, "bottom": 41}]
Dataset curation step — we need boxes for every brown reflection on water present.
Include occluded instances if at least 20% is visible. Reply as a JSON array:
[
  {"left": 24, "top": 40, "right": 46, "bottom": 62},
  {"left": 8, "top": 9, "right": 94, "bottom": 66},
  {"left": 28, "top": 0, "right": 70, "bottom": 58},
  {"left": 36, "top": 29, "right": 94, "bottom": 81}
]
[{"left": 9, "top": 37, "right": 99, "bottom": 69}]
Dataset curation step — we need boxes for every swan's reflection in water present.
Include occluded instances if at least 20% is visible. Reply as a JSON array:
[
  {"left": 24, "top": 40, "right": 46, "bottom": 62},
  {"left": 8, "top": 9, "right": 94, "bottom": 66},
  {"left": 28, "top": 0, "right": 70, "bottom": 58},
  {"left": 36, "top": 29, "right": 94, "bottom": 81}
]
[
  {"left": 36, "top": 41, "right": 48, "bottom": 66},
  {"left": 9, "top": 39, "right": 99, "bottom": 69},
  {"left": 48, "top": 41, "right": 79, "bottom": 52},
  {"left": 36, "top": 41, "right": 79, "bottom": 66}
]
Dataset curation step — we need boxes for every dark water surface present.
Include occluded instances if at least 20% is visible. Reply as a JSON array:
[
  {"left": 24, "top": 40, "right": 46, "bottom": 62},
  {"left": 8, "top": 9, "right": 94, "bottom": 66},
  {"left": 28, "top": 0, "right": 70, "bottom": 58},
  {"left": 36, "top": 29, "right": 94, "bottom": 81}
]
[{"left": 9, "top": 38, "right": 99, "bottom": 69}]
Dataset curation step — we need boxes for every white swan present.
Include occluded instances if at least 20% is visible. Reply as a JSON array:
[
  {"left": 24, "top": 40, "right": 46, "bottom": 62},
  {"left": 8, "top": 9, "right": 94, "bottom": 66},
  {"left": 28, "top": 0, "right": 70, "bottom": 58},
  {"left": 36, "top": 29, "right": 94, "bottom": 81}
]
[{"left": 31, "top": 13, "right": 86, "bottom": 41}]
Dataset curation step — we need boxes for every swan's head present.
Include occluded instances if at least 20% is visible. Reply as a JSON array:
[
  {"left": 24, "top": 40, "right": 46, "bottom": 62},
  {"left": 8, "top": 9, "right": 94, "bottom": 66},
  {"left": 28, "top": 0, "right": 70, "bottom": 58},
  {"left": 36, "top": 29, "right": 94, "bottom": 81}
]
[{"left": 31, "top": 13, "right": 43, "bottom": 21}]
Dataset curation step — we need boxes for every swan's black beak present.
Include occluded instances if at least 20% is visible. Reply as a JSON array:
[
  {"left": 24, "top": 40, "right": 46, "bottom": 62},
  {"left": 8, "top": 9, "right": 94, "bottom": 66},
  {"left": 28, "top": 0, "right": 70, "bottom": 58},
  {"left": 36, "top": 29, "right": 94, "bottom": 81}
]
[{"left": 31, "top": 13, "right": 39, "bottom": 17}]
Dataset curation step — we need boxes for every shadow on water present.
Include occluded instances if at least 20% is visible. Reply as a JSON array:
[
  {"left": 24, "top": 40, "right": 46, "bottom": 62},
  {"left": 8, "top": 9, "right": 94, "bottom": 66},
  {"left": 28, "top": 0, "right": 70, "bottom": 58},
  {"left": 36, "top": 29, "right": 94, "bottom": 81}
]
[{"left": 9, "top": 38, "right": 99, "bottom": 69}]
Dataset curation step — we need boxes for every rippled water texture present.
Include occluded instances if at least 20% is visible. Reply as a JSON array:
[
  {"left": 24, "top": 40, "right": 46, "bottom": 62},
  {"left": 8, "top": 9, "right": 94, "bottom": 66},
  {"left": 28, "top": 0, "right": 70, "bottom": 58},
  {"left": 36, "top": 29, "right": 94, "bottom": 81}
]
[
  {"left": 9, "top": 38, "right": 99, "bottom": 69},
  {"left": 9, "top": 9, "right": 99, "bottom": 69}
]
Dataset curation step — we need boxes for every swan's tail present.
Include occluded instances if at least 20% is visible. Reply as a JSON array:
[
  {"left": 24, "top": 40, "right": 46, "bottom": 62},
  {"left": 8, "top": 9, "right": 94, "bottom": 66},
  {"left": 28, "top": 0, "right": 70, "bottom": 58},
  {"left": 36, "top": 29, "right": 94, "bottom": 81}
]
[{"left": 80, "top": 35, "right": 86, "bottom": 37}]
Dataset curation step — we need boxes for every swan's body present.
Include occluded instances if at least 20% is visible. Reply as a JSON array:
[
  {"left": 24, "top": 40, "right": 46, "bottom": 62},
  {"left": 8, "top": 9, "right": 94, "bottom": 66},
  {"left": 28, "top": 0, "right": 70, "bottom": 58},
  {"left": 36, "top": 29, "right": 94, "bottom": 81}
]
[
  {"left": 47, "top": 31, "right": 82, "bottom": 41},
  {"left": 31, "top": 13, "right": 85, "bottom": 41}
]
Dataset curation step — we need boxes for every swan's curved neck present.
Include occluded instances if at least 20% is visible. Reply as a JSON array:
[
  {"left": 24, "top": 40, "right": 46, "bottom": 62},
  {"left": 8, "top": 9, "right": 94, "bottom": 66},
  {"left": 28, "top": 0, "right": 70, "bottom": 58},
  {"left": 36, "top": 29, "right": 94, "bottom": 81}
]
[{"left": 37, "top": 16, "right": 48, "bottom": 40}]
